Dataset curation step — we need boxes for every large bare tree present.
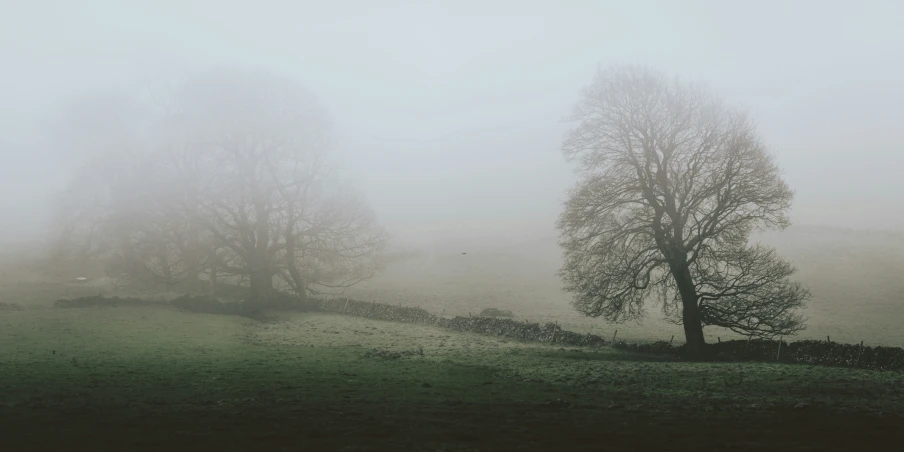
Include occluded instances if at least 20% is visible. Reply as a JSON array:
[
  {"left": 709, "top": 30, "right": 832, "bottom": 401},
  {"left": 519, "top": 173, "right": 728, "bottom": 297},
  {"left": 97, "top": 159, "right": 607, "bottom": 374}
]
[
  {"left": 173, "top": 66, "right": 387, "bottom": 303},
  {"left": 46, "top": 66, "right": 386, "bottom": 303},
  {"left": 557, "top": 66, "right": 809, "bottom": 358}
]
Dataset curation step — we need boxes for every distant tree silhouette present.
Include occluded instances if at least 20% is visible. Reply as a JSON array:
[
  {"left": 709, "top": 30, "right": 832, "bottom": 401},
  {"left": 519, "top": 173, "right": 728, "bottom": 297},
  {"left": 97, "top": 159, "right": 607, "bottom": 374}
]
[{"left": 47, "top": 66, "right": 387, "bottom": 304}]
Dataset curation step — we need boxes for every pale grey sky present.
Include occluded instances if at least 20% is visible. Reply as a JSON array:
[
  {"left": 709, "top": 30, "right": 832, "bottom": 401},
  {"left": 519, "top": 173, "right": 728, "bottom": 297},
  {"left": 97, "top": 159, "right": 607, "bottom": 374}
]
[{"left": 1, "top": 0, "right": 902, "bottom": 247}]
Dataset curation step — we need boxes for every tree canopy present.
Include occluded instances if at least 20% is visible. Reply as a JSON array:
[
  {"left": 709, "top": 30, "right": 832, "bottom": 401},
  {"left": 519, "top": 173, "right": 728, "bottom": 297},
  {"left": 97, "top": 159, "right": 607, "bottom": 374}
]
[
  {"left": 48, "top": 66, "right": 387, "bottom": 303},
  {"left": 557, "top": 65, "right": 809, "bottom": 357}
]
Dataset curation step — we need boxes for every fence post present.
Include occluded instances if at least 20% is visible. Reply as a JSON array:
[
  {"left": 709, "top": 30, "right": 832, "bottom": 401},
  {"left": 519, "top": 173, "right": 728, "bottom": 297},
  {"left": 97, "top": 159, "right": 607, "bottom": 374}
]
[
  {"left": 612, "top": 329, "right": 618, "bottom": 345},
  {"left": 856, "top": 341, "right": 864, "bottom": 367},
  {"left": 827, "top": 336, "right": 831, "bottom": 343},
  {"left": 717, "top": 337, "right": 721, "bottom": 343},
  {"left": 745, "top": 335, "right": 752, "bottom": 354},
  {"left": 552, "top": 321, "right": 558, "bottom": 343},
  {"left": 343, "top": 298, "right": 349, "bottom": 314},
  {"left": 669, "top": 335, "right": 674, "bottom": 347},
  {"left": 776, "top": 336, "right": 783, "bottom": 361}
]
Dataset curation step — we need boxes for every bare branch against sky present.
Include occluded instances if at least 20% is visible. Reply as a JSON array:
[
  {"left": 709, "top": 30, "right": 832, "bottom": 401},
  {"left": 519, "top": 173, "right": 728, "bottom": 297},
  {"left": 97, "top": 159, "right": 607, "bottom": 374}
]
[{"left": 1, "top": 0, "right": 902, "bottom": 248}]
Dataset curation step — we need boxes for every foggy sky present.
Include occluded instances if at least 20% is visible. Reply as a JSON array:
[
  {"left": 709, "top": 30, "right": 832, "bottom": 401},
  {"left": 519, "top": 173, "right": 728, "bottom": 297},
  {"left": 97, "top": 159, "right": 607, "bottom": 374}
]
[{"left": 2, "top": 0, "right": 902, "bottom": 249}]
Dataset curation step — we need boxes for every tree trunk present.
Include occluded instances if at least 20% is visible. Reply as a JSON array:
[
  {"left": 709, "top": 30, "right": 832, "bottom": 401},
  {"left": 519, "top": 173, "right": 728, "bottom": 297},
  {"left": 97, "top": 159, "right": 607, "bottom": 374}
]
[
  {"left": 671, "top": 264, "right": 706, "bottom": 359},
  {"left": 209, "top": 265, "right": 218, "bottom": 295},
  {"left": 248, "top": 267, "right": 273, "bottom": 303},
  {"left": 285, "top": 254, "right": 308, "bottom": 303},
  {"left": 248, "top": 190, "right": 273, "bottom": 305},
  {"left": 184, "top": 241, "right": 201, "bottom": 294},
  {"left": 283, "top": 208, "right": 308, "bottom": 303}
]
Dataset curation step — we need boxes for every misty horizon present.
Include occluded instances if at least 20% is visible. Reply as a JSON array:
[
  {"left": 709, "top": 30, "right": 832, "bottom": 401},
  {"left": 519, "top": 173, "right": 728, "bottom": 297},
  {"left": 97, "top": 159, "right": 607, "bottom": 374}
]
[{"left": 2, "top": 0, "right": 903, "bottom": 249}]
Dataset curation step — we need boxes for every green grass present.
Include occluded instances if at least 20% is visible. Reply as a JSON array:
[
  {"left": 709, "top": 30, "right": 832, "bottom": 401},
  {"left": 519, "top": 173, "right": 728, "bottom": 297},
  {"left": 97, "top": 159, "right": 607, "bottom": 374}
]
[{"left": 2, "top": 306, "right": 903, "bottom": 451}]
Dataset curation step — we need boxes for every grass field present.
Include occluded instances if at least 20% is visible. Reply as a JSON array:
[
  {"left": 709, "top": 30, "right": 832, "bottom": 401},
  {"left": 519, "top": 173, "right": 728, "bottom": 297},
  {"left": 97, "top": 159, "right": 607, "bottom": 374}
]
[
  {"left": 2, "top": 226, "right": 903, "bottom": 450},
  {"left": 2, "top": 305, "right": 903, "bottom": 451}
]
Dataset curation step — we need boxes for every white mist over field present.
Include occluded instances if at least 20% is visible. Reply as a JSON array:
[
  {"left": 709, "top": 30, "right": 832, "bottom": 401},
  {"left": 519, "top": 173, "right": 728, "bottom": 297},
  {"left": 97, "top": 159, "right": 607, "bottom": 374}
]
[{"left": 1, "top": 1, "right": 902, "bottom": 253}]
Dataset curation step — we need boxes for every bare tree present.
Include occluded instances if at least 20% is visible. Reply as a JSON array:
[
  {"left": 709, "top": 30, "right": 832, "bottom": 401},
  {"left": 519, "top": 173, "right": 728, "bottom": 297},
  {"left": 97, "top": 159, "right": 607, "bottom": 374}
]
[
  {"left": 173, "top": 66, "right": 386, "bottom": 303},
  {"left": 280, "top": 186, "right": 387, "bottom": 298},
  {"left": 45, "top": 66, "right": 386, "bottom": 302},
  {"left": 557, "top": 66, "right": 809, "bottom": 358}
]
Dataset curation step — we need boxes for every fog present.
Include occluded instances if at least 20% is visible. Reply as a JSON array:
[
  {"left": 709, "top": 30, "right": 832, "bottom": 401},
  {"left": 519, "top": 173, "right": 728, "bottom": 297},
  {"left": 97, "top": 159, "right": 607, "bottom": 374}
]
[{"left": 2, "top": 0, "right": 903, "bottom": 250}]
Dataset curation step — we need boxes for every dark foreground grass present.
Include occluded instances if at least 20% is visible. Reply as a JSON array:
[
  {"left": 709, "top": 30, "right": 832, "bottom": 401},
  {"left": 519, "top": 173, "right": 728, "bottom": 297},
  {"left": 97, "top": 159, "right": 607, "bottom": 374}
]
[{"left": 1, "top": 307, "right": 903, "bottom": 451}]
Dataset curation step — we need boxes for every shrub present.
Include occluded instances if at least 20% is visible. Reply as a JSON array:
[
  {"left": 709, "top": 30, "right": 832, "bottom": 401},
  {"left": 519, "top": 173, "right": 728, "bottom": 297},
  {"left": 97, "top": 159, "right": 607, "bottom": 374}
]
[
  {"left": 0, "top": 301, "right": 23, "bottom": 311},
  {"left": 479, "top": 308, "right": 514, "bottom": 318},
  {"left": 54, "top": 295, "right": 151, "bottom": 309}
]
